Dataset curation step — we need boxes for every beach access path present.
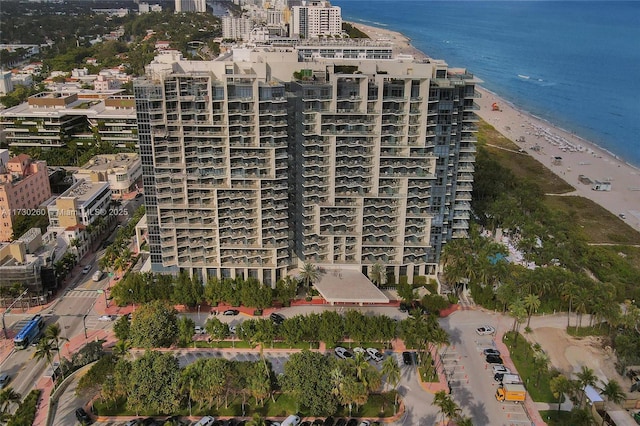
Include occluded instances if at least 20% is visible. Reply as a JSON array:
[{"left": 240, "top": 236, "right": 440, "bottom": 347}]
[{"left": 350, "top": 22, "right": 640, "bottom": 235}]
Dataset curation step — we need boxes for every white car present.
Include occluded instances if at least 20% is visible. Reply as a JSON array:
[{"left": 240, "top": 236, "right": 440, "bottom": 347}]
[
  {"left": 366, "top": 347, "right": 384, "bottom": 362},
  {"left": 476, "top": 325, "right": 495, "bottom": 335},
  {"left": 492, "top": 364, "right": 511, "bottom": 375},
  {"left": 98, "top": 315, "right": 114, "bottom": 321},
  {"left": 229, "top": 325, "right": 236, "bottom": 334},
  {"left": 194, "top": 326, "right": 206, "bottom": 334},
  {"left": 334, "top": 346, "right": 353, "bottom": 360},
  {"left": 353, "top": 347, "right": 371, "bottom": 360},
  {"left": 81, "top": 265, "right": 92, "bottom": 274}
]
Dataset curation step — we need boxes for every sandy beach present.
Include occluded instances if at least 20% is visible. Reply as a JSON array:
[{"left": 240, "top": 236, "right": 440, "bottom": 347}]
[{"left": 350, "top": 22, "right": 640, "bottom": 235}]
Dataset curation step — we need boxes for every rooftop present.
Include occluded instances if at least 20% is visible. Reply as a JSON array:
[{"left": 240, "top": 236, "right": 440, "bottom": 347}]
[
  {"left": 55, "top": 179, "right": 109, "bottom": 204},
  {"left": 79, "top": 153, "right": 139, "bottom": 173}
]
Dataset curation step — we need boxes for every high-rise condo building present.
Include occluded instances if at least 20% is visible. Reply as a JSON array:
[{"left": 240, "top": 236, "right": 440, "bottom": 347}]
[
  {"left": 134, "top": 48, "right": 478, "bottom": 286},
  {"left": 291, "top": 1, "right": 342, "bottom": 39},
  {"left": 175, "top": 0, "right": 206, "bottom": 13}
]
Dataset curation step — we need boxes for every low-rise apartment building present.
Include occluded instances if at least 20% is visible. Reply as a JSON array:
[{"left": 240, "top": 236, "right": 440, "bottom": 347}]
[
  {"left": 0, "top": 92, "right": 138, "bottom": 149},
  {"left": 0, "top": 150, "right": 52, "bottom": 241},
  {"left": 73, "top": 153, "right": 142, "bottom": 198}
]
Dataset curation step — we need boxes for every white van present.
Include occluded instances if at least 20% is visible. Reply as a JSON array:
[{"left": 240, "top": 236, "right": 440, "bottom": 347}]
[
  {"left": 92, "top": 270, "right": 104, "bottom": 282},
  {"left": 194, "top": 416, "right": 216, "bottom": 426},
  {"left": 281, "top": 415, "right": 301, "bottom": 426}
]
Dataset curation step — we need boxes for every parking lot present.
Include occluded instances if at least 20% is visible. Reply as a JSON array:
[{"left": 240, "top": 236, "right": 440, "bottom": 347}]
[{"left": 439, "top": 310, "right": 532, "bottom": 426}]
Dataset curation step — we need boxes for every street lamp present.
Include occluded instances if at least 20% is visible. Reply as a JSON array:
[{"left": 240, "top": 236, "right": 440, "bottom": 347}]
[
  {"left": 2, "top": 289, "right": 29, "bottom": 339},
  {"left": 197, "top": 304, "right": 201, "bottom": 321},
  {"left": 82, "top": 314, "right": 88, "bottom": 339}
]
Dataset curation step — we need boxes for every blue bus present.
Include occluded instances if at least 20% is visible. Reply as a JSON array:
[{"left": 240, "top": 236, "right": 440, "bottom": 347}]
[{"left": 13, "top": 315, "right": 45, "bottom": 349}]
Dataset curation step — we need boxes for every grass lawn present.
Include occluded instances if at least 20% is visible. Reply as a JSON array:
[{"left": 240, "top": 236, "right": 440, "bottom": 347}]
[
  {"left": 94, "top": 392, "right": 397, "bottom": 418},
  {"left": 503, "top": 332, "right": 556, "bottom": 403},
  {"left": 539, "top": 410, "right": 572, "bottom": 425},
  {"left": 333, "top": 342, "right": 390, "bottom": 350},
  {"left": 266, "top": 341, "right": 320, "bottom": 350},
  {"left": 566, "top": 323, "right": 612, "bottom": 338},
  {"left": 478, "top": 121, "right": 574, "bottom": 195},
  {"left": 544, "top": 195, "right": 640, "bottom": 244}
]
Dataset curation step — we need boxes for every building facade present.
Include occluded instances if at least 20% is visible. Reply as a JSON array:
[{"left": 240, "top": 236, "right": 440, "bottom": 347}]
[
  {"left": 73, "top": 153, "right": 142, "bottom": 198},
  {"left": 222, "top": 16, "right": 254, "bottom": 41},
  {"left": 0, "top": 92, "right": 138, "bottom": 149},
  {"left": 0, "top": 151, "right": 52, "bottom": 241},
  {"left": 291, "top": 1, "right": 342, "bottom": 39},
  {"left": 45, "top": 179, "right": 112, "bottom": 259},
  {"left": 175, "top": 0, "right": 206, "bottom": 13},
  {"left": 134, "top": 49, "right": 478, "bottom": 285}
]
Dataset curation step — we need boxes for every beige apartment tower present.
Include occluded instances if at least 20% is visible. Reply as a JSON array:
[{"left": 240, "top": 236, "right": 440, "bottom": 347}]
[{"left": 134, "top": 49, "right": 478, "bottom": 286}]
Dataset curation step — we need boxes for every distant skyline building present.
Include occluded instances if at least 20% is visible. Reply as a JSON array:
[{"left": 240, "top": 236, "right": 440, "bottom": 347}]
[
  {"left": 175, "top": 0, "right": 206, "bottom": 13},
  {"left": 134, "top": 48, "right": 478, "bottom": 286},
  {"left": 222, "top": 16, "right": 254, "bottom": 41},
  {"left": 291, "top": 0, "right": 342, "bottom": 39}
]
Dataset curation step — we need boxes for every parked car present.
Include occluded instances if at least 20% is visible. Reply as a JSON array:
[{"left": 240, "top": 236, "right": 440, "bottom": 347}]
[
  {"left": 366, "top": 348, "right": 384, "bottom": 362},
  {"left": 323, "top": 417, "right": 335, "bottom": 426},
  {"left": 483, "top": 348, "right": 501, "bottom": 357},
  {"left": 0, "top": 374, "right": 10, "bottom": 389},
  {"left": 194, "top": 326, "right": 206, "bottom": 334},
  {"left": 123, "top": 420, "right": 140, "bottom": 426},
  {"left": 136, "top": 192, "right": 143, "bottom": 198},
  {"left": 229, "top": 325, "right": 237, "bottom": 334},
  {"left": 270, "top": 312, "right": 286, "bottom": 325},
  {"left": 485, "top": 355, "right": 504, "bottom": 364},
  {"left": 223, "top": 309, "right": 240, "bottom": 316},
  {"left": 98, "top": 315, "right": 114, "bottom": 321},
  {"left": 402, "top": 351, "right": 414, "bottom": 365},
  {"left": 281, "top": 415, "right": 301, "bottom": 426},
  {"left": 334, "top": 346, "right": 353, "bottom": 360},
  {"left": 353, "top": 347, "right": 370, "bottom": 360},
  {"left": 358, "top": 421, "right": 371, "bottom": 426},
  {"left": 82, "top": 265, "right": 92, "bottom": 274},
  {"left": 334, "top": 420, "right": 347, "bottom": 426},
  {"left": 476, "top": 325, "right": 495, "bottom": 335},
  {"left": 312, "top": 420, "right": 324, "bottom": 426},
  {"left": 75, "top": 407, "right": 93, "bottom": 425},
  {"left": 92, "top": 270, "right": 104, "bottom": 282},
  {"left": 300, "top": 422, "right": 311, "bottom": 426},
  {"left": 492, "top": 365, "right": 511, "bottom": 375},
  {"left": 346, "top": 420, "right": 359, "bottom": 426},
  {"left": 194, "top": 416, "right": 216, "bottom": 426}
]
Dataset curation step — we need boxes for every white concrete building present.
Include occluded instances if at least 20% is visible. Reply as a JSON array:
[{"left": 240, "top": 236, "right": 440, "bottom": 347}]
[
  {"left": 134, "top": 47, "right": 478, "bottom": 286},
  {"left": 222, "top": 16, "right": 254, "bottom": 40},
  {"left": 175, "top": 0, "right": 206, "bottom": 13},
  {"left": 291, "top": 1, "right": 342, "bottom": 39}
]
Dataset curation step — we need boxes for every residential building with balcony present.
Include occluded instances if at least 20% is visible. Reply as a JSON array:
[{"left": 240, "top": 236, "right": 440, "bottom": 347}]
[
  {"left": 45, "top": 179, "right": 112, "bottom": 259},
  {"left": 0, "top": 150, "right": 52, "bottom": 242},
  {"left": 73, "top": 153, "right": 142, "bottom": 198},
  {"left": 0, "top": 92, "right": 138, "bottom": 149},
  {"left": 291, "top": 0, "right": 342, "bottom": 39},
  {"left": 134, "top": 47, "right": 478, "bottom": 286}
]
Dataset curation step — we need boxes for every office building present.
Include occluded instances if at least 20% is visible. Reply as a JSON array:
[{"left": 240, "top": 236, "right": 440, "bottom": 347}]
[
  {"left": 0, "top": 151, "right": 52, "bottom": 242},
  {"left": 291, "top": 1, "right": 342, "bottom": 39},
  {"left": 134, "top": 48, "right": 478, "bottom": 286}
]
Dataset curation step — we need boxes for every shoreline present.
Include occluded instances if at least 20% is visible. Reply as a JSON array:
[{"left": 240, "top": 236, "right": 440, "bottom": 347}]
[{"left": 349, "top": 22, "right": 640, "bottom": 234}]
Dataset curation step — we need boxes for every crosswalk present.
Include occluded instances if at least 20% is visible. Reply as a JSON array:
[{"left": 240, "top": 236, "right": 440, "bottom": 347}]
[{"left": 64, "top": 289, "right": 99, "bottom": 298}]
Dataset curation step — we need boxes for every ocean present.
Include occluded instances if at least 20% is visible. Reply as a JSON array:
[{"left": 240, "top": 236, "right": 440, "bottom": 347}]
[{"left": 336, "top": 1, "right": 640, "bottom": 167}]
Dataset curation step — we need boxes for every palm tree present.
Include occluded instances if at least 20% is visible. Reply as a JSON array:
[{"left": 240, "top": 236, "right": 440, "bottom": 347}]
[
  {"left": 247, "top": 414, "right": 266, "bottom": 426},
  {"left": 368, "top": 262, "right": 387, "bottom": 288},
  {"left": 381, "top": 356, "right": 401, "bottom": 414},
  {"left": 550, "top": 374, "right": 572, "bottom": 412},
  {"left": 352, "top": 351, "right": 370, "bottom": 384},
  {"left": 524, "top": 293, "right": 541, "bottom": 328},
  {"left": 299, "top": 262, "right": 319, "bottom": 295},
  {"left": 0, "top": 387, "right": 21, "bottom": 422},
  {"left": 533, "top": 350, "right": 550, "bottom": 386},
  {"left": 600, "top": 379, "right": 626, "bottom": 416},
  {"left": 33, "top": 338, "right": 56, "bottom": 384},
  {"left": 112, "top": 340, "right": 131, "bottom": 359},
  {"left": 44, "top": 323, "right": 68, "bottom": 363},
  {"left": 433, "top": 390, "right": 460, "bottom": 426},
  {"left": 508, "top": 300, "right": 527, "bottom": 346},
  {"left": 576, "top": 366, "right": 598, "bottom": 405},
  {"left": 455, "top": 416, "right": 473, "bottom": 426},
  {"left": 560, "top": 280, "right": 578, "bottom": 328}
]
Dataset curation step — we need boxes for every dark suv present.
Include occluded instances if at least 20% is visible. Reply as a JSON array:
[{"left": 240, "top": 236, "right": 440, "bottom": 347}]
[
  {"left": 270, "top": 312, "right": 285, "bottom": 325},
  {"left": 75, "top": 408, "right": 93, "bottom": 425}
]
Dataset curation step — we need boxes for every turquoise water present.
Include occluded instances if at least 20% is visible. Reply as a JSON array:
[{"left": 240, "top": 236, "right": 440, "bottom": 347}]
[{"left": 337, "top": 1, "right": 640, "bottom": 167}]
